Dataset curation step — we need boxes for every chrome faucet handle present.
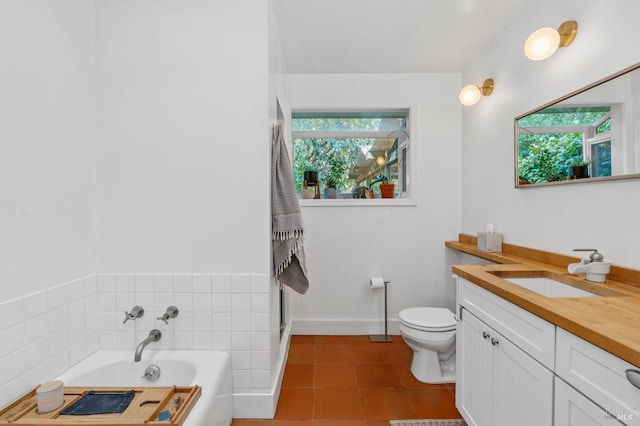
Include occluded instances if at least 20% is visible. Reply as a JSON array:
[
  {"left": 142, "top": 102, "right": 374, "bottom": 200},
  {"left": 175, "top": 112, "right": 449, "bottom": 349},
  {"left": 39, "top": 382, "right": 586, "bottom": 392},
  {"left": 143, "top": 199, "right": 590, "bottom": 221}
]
[
  {"left": 123, "top": 305, "right": 144, "bottom": 324},
  {"left": 573, "top": 249, "right": 604, "bottom": 262},
  {"left": 157, "top": 306, "right": 179, "bottom": 324},
  {"left": 141, "top": 365, "right": 161, "bottom": 381}
]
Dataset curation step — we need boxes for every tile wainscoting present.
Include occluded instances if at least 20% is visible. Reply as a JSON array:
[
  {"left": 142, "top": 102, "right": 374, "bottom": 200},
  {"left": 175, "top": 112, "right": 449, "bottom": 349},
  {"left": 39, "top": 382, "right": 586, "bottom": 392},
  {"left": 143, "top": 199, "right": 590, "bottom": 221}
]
[{"left": 0, "top": 272, "right": 277, "bottom": 412}]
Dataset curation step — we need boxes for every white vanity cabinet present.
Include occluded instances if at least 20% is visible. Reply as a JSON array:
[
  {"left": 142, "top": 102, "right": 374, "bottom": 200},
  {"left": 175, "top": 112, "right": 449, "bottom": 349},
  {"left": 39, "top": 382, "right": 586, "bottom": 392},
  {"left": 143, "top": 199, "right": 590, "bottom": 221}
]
[
  {"left": 456, "top": 277, "right": 554, "bottom": 426},
  {"left": 555, "top": 328, "right": 640, "bottom": 426}
]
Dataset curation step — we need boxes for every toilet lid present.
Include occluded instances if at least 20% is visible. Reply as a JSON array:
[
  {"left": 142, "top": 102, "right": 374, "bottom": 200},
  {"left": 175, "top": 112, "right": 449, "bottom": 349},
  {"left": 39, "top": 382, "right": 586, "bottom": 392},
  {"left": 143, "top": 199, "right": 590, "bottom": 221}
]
[{"left": 399, "top": 307, "right": 456, "bottom": 330}]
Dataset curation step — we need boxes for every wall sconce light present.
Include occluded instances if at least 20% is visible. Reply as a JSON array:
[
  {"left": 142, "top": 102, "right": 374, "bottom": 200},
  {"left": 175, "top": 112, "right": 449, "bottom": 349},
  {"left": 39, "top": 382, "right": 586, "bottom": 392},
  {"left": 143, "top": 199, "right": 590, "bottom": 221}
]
[
  {"left": 524, "top": 20, "right": 578, "bottom": 61},
  {"left": 459, "top": 78, "right": 494, "bottom": 106}
]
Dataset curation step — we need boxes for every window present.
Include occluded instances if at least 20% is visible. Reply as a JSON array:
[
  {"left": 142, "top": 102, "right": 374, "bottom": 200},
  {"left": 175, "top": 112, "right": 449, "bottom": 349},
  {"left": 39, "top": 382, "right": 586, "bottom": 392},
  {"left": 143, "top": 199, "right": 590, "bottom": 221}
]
[
  {"left": 590, "top": 140, "right": 612, "bottom": 177},
  {"left": 588, "top": 113, "right": 612, "bottom": 178},
  {"left": 292, "top": 111, "right": 410, "bottom": 199}
]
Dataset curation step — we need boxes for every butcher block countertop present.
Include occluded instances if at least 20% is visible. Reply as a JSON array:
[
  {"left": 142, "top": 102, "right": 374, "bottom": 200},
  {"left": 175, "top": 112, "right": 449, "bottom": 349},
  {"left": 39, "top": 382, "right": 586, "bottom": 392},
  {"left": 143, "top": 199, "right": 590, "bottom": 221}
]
[{"left": 446, "top": 234, "right": 640, "bottom": 367}]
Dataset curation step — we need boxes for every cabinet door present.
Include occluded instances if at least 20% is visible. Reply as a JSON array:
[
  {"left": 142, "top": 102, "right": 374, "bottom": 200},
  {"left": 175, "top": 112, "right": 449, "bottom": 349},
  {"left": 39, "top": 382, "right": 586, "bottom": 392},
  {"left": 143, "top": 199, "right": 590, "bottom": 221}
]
[
  {"left": 457, "top": 276, "right": 555, "bottom": 369},
  {"left": 492, "top": 327, "right": 554, "bottom": 426},
  {"left": 457, "top": 309, "right": 493, "bottom": 426},
  {"left": 555, "top": 377, "right": 623, "bottom": 426}
]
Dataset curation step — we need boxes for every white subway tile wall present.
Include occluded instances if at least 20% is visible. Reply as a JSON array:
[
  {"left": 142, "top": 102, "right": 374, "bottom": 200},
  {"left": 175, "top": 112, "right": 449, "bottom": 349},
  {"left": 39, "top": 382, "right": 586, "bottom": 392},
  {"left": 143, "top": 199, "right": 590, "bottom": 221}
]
[
  {"left": 0, "top": 275, "right": 97, "bottom": 409},
  {"left": 0, "top": 272, "right": 273, "bottom": 408}
]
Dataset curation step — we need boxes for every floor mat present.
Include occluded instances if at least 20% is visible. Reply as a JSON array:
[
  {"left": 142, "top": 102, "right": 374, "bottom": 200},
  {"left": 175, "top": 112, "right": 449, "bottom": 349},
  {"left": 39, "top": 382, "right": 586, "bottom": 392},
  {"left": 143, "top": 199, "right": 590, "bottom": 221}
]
[{"left": 389, "top": 420, "right": 467, "bottom": 426}]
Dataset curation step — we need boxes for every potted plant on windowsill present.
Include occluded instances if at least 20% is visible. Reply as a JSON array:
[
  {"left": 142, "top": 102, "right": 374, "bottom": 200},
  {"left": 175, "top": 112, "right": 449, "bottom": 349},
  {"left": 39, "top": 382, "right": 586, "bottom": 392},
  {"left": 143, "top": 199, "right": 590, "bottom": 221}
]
[
  {"left": 369, "top": 174, "right": 395, "bottom": 199},
  {"left": 322, "top": 152, "right": 350, "bottom": 199},
  {"left": 569, "top": 160, "right": 590, "bottom": 179},
  {"left": 322, "top": 177, "right": 338, "bottom": 199}
]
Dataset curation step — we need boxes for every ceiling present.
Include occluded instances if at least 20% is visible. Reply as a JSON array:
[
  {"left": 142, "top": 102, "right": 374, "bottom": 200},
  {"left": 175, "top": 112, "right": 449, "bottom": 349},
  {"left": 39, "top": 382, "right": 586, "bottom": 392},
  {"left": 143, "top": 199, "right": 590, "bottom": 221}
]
[{"left": 271, "top": 0, "right": 541, "bottom": 73}]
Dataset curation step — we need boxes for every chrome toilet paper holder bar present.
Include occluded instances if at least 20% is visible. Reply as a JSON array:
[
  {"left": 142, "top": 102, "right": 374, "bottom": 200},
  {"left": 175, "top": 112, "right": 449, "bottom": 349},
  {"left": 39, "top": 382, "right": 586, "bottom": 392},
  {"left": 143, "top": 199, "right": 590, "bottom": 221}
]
[{"left": 369, "top": 279, "right": 393, "bottom": 343}]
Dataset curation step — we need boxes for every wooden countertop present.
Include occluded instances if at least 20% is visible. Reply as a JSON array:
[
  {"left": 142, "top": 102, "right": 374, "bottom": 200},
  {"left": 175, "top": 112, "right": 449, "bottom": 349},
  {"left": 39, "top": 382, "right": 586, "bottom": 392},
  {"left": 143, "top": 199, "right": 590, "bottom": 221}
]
[{"left": 446, "top": 234, "right": 640, "bottom": 367}]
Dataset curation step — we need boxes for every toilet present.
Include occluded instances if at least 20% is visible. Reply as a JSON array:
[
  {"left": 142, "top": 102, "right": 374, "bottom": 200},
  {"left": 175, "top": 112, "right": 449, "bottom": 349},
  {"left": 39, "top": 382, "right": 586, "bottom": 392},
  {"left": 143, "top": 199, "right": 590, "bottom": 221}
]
[{"left": 399, "top": 307, "right": 457, "bottom": 384}]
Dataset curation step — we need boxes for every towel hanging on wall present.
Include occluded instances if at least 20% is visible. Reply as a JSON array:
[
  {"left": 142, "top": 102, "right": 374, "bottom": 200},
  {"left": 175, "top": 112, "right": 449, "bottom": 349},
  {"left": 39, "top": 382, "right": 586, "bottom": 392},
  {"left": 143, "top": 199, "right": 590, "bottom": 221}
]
[{"left": 271, "top": 124, "right": 309, "bottom": 295}]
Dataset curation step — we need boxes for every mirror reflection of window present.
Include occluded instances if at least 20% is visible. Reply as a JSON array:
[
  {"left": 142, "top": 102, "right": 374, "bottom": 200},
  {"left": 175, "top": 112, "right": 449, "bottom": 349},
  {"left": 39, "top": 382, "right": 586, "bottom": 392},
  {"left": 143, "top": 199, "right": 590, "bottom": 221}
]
[
  {"left": 517, "top": 107, "right": 610, "bottom": 183},
  {"left": 515, "top": 62, "right": 640, "bottom": 187},
  {"left": 591, "top": 140, "right": 612, "bottom": 177}
]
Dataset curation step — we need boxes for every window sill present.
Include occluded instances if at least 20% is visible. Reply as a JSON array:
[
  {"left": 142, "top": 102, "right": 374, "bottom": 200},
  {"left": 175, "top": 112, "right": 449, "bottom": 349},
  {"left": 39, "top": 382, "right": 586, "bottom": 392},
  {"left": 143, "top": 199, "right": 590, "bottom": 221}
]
[{"left": 299, "top": 198, "right": 417, "bottom": 207}]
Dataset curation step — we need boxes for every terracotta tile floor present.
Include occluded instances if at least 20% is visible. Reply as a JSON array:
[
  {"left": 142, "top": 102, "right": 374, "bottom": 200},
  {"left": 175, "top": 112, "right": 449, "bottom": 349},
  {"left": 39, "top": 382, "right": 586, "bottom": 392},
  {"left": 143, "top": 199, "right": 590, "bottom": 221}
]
[{"left": 232, "top": 335, "right": 462, "bottom": 426}]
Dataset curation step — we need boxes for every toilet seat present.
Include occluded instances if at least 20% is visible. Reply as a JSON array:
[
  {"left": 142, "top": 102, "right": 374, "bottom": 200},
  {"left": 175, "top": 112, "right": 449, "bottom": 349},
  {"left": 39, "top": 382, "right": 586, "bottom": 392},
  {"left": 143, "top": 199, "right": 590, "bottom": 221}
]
[{"left": 399, "top": 307, "right": 456, "bottom": 332}]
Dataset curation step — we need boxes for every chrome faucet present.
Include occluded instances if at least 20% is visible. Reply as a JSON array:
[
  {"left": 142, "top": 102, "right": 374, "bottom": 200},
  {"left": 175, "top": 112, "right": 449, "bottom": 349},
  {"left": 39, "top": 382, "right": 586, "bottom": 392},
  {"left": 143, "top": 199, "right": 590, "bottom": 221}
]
[{"left": 135, "top": 329, "right": 161, "bottom": 362}]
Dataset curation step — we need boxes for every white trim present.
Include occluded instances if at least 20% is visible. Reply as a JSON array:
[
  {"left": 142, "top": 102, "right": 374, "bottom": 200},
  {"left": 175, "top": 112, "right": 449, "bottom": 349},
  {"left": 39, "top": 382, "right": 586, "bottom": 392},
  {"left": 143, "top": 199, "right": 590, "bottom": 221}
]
[
  {"left": 292, "top": 130, "right": 406, "bottom": 139},
  {"left": 518, "top": 125, "right": 591, "bottom": 135},
  {"left": 232, "top": 393, "right": 277, "bottom": 419},
  {"left": 291, "top": 319, "right": 401, "bottom": 335},
  {"left": 299, "top": 198, "right": 416, "bottom": 207}
]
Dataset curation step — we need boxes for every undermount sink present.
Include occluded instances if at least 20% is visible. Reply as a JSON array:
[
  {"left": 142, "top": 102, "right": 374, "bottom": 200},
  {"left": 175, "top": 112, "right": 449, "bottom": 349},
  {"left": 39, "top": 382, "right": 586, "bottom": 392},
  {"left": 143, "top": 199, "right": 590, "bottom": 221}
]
[{"left": 505, "top": 277, "right": 596, "bottom": 298}]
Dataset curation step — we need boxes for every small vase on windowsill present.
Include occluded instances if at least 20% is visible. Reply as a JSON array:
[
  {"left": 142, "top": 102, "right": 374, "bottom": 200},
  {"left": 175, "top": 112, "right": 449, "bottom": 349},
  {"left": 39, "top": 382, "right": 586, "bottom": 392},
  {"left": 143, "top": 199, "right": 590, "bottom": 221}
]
[
  {"left": 324, "top": 187, "right": 337, "bottom": 199},
  {"left": 301, "top": 179, "right": 320, "bottom": 199}
]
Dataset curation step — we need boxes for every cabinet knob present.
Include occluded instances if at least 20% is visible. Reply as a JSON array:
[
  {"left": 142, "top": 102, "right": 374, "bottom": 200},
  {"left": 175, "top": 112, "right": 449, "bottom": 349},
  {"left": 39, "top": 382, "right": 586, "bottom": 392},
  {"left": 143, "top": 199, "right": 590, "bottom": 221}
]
[
  {"left": 482, "top": 331, "right": 490, "bottom": 339},
  {"left": 626, "top": 369, "right": 640, "bottom": 390},
  {"left": 491, "top": 337, "right": 499, "bottom": 346}
]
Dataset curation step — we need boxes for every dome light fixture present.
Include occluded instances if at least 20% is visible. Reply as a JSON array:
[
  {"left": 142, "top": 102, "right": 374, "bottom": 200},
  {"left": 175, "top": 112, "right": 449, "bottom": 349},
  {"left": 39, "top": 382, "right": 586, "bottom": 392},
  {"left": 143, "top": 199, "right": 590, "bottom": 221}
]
[
  {"left": 459, "top": 78, "right": 494, "bottom": 106},
  {"left": 524, "top": 20, "right": 578, "bottom": 61}
]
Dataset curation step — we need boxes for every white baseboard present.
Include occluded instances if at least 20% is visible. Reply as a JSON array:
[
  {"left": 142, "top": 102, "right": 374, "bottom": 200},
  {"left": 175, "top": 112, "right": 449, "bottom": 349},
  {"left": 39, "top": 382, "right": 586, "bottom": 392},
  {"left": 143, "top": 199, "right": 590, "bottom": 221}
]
[
  {"left": 232, "top": 392, "right": 277, "bottom": 419},
  {"left": 291, "top": 319, "right": 401, "bottom": 335}
]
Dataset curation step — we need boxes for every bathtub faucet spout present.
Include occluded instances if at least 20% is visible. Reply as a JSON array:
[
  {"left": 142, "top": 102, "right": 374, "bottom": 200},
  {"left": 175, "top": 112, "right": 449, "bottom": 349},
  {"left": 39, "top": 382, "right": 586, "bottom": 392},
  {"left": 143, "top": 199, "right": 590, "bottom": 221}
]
[{"left": 135, "top": 329, "right": 161, "bottom": 362}]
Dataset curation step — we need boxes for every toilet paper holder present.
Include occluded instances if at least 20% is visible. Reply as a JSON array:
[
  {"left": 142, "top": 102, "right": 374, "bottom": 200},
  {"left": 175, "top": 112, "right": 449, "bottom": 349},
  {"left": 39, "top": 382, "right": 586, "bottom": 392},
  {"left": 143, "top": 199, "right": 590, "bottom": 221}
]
[{"left": 369, "top": 278, "right": 393, "bottom": 343}]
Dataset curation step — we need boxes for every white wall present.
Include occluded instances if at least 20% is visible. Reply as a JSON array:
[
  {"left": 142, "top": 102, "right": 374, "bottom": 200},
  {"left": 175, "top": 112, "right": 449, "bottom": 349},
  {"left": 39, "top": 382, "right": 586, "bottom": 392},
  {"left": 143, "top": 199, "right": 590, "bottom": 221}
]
[
  {"left": 0, "top": 0, "right": 282, "bottom": 416},
  {"left": 287, "top": 73, "right": 462, "bottom": 333},
  {"left": 94, "top": 1, "right": 284, "bottom": 416},
  {"left": 95, "top": 0, "right": 271, "bottom": 274},
  {"left": 0, "top": 1, "right": 96, "bottom": 302},
  {"left": 460, "top": 0, "right": 640, "bottom": 269}
]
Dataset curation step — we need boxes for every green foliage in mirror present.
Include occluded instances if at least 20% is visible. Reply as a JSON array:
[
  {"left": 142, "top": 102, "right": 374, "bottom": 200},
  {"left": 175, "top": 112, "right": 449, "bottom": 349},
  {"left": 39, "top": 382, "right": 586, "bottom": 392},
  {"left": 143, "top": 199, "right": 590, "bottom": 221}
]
[
  {"left": 518, "top": 133, "right": 583, "bottom": 183},
  {"left": 517, "top": 110, "right": 608, "bottom": 184}
]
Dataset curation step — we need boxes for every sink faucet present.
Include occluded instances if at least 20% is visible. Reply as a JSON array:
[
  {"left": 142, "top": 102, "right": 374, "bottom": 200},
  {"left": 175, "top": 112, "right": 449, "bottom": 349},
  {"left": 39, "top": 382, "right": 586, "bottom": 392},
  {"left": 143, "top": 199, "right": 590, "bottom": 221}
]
[
  {"left": 567, "top": 249, "right": 611, "bottom": 283},
  {"left": 135, "top": 329, "right": 161, "bottom": 362}
]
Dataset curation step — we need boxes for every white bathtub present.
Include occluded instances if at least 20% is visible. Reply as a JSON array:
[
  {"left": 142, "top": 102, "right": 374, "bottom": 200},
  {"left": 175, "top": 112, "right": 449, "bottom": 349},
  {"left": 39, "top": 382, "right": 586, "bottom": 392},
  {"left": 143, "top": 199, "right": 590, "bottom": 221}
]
[{"left": 56, "top": 350, "right": 232, "bottom": 426}]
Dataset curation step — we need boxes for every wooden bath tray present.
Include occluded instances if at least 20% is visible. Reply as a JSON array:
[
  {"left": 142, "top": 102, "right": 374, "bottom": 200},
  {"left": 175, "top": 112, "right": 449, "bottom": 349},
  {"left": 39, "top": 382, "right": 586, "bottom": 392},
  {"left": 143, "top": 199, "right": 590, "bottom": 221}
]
[{"left": 0, "top": 385, "right": 201, "bottom": 425}]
